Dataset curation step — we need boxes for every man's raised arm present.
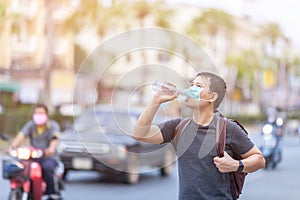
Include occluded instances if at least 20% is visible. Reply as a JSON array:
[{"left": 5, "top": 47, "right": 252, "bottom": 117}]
[{"left": 132, "top": 91, "right": 176, "bottom": 144}]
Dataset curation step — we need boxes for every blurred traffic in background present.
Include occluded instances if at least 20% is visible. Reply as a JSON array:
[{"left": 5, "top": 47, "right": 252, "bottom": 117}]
[{"left": 1, "top": 0, "right": 300, "bottom": 199}]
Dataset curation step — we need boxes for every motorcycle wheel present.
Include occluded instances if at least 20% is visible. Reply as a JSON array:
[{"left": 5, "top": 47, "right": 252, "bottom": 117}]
[
  {"left": 272, "top": 151, "right": 282, "bottom": 169},
  {"left": 264, "top": 157, "right": 271, "bottom": 170},
  {"left": 8, "top": 189, "right": 22, "bottom": 200},
  {"left": 62, "top": 169, "right": 69, "bottom": 180}
]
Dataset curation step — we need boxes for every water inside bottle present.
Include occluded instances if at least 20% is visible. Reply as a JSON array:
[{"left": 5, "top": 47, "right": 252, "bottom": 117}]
[
  {"left": 152, "top": 82, "right": 200, "bottom": 102},
  {"left": 152, "top": 82, "right": 176, "bottom": 94}
]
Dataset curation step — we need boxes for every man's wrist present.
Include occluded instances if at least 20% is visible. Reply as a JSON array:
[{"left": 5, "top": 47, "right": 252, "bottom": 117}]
[
  {"left": 150, "top": 97, "right": 162, "bottom": 105},
  {"left": 234, "top": 160, "right": 239, "bottom": 171},
  {"left": 236, "top": 160, "right": 244, "bottom": 172}
]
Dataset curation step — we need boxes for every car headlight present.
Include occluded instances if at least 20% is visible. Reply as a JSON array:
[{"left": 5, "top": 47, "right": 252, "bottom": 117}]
[
  {"left": 17, "top": 147, "right": 31, "bottom": 160},
  {"left": 263, "top": 124, "right": 273, "bottom": 135},
  {"left": 276, "top": 117, "right": 283, "bottom": 127},
  {"left": 31, "top": 149, "right": 44, "bottom": 158},
  {"left": 9, "top": 149, "right": 18, "bottom": 158},
  {"left": 99, "top": 144, "right": 110, "bottom": 153},
  {"left": 57, "top": 142, "right": 66, "bottom": 153},
  {"left": 111, "top": 145, "right": 127, "bottom": 158}
]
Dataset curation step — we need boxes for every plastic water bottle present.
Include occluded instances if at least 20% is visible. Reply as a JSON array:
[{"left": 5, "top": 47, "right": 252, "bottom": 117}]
[
  {"left": 152, "top": 81, "right": 176, "bottom": 94},
  {"left": 177, "top": 88, "right": 194, "bottom": 102},
  {"left": 152, "top": 81, "right": 198, "bottom": 102}
]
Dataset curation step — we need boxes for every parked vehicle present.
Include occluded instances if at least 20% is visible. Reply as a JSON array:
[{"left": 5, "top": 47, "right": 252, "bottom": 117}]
[
  {"left": 2, "top": 146, "right": 64, "bottom": 200},
  {"left": 58, "top": 105, "right": 176, "bottom": 184}
]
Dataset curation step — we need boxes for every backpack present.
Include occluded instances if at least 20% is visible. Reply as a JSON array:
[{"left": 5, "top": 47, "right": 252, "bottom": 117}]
[{"left": 174, "top": 117, "right": 247, "bottom": 200}]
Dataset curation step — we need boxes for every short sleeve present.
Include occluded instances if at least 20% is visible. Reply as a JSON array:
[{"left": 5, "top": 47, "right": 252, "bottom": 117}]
[
  {"left": 49, "top": 120, "right": 61, "bottom": 139},
  {"left": 19, "top": 121, "right": 34, "bottom": 137},
  {"left": 157, "top": 118, "right": 181, "bottom": 143},
  {"left": 227, "top": 121, "right": 254, "bottom": 155}
]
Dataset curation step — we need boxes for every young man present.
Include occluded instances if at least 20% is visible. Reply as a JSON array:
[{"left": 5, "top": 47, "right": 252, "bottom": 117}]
[
  {"left": 9, "top": 104, "right": 61, "bottom": 200},
  {"left": 133, "top": 72, "right": 265, "bottom": 200}
]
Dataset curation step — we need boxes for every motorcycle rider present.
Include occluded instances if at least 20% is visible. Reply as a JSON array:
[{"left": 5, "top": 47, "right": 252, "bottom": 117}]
[
  {"left": 265, "top": 107, "right": 284, "bottom": 139},
  {"left": 8, "top": 104, "right": 61, "bottom": 200},
  {"left": 260, "top": 107, "right": 284, "bottom": 169}
]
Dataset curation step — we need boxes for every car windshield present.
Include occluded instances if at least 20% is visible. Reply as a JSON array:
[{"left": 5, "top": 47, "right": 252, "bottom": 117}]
[{"left": 73, "top": 110, "right": 138, "bottom": 135}]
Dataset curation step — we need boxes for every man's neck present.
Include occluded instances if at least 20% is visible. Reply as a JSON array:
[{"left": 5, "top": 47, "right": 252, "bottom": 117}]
[
  {"left": 192, "top": 106, "right": 214, "bottom": 126},
  {"left": 36, "top": 124, "right": 47, "bottom": 135}
]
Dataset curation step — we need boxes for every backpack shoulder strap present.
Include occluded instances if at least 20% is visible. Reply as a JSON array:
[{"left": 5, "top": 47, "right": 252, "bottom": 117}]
[
  {"left": 231, "top": 119, "right": 248, "bottom": 135},
  {"left": 216, "top": 117, "right": 227, "bottom": 157},
  {"left": 173, "top": 118, "right": 192, "bottom": 147}
]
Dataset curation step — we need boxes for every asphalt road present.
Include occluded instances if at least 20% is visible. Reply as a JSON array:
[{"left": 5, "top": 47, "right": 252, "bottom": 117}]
[
  {"left": 240, "top": 134, "right": 300, "bottom": 200},
  {"left": 1, "top": 128, "right": 300, "bottom": 200}
]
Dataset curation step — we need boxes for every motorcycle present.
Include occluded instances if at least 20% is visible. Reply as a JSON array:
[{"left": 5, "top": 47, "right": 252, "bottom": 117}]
[
  {"left": 2, "top": 145, "right": 64, "bottom": 200},
  {"left": 259, "top": 117, "right": 283, "bottom": 169}
]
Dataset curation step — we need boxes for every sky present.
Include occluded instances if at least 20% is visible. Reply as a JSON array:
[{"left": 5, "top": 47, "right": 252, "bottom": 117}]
[{"left": 169, "top": 0, "right": 300, "bottom": 49}]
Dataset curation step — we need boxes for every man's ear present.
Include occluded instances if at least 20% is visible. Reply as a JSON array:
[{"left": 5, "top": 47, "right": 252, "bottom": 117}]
[{"left": 210, "top": 92, "right": 218, "bottom": 102}]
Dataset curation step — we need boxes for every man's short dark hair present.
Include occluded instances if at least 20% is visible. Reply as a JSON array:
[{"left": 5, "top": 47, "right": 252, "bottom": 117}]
[
  {"left": 196, "top": 72, "right": 227, "bottom": 109},
  {"left": 34, "top": 104, "right": 48, "bottom": 114}
]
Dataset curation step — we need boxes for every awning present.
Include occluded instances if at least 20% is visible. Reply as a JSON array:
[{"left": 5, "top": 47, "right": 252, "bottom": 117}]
[{"left": 0, "top": 82, "right": 20, "bottom": 92}]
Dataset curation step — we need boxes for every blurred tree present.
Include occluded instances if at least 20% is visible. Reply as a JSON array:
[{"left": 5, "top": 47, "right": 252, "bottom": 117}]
[
  {"left": 290, "top": 56, "right": 300, "bottom": 76},
  {"left": 74, "top": 44, "right": 87, "bottom": 72},
  {"left": 152, "top": 0, "right": 175, "bottom": 29},
  {"left": 260, "top": 22, "right": 286, "bottom": 49},
  {"left": 186, "top": 8, "right": 240, "bottom": 112},
  {"left": 126, "top": 0, "right": 176, "bottom": 105},
  {"left": 62, "top": 1, "right": 132, "bottom": 104},
  {"left": 185, "top": 8, "right": 237, "bottom": 97},
  {"left": 187, "top": 8, "right": 236, "bottom": 52},
  {"left": 258, "top": 22, "right": 289, "bottom": 80},
  {"left": 0, "top": 0, "right": 8, "bottom": 23},
  {"left": 62, "top": 0, "right": 98, "bottom": 34},
  {"left": 258, "top": 22, "right": 292, "bottom": 108},
  {"left": 62, "top": 0, "right": 129, "bottom": 56},
  {"left": 132, "top": 0, "right": 152, "bottom": 27},
  {"left": 226, "top": 50, "right": 262, "bottom": 103},
  {"left": 0, "top": 0, "right": 11, "bottom": 69}
]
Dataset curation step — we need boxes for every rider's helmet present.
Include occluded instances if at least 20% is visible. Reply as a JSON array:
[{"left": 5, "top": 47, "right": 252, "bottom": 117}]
[{"left": 266, "top": 107, "right": 278, "bottom": 124}]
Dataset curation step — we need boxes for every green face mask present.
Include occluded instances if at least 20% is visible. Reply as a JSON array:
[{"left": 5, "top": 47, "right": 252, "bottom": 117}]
[{"left": 185, "top": 86, "right": 204, "bottom": 101}]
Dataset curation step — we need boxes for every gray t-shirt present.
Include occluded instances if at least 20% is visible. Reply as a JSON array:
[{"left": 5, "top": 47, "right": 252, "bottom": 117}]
[
  {"left": 158, "top": 115, "right": 254, "bottom": 200},
  {"left": 20, "top": 120, "right": 60, "bottom": 150}
]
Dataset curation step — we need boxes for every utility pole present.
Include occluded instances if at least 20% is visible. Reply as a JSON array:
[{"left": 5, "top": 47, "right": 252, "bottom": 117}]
[{"left": 43, "top": 0, "right": 54, "bottom": 112}]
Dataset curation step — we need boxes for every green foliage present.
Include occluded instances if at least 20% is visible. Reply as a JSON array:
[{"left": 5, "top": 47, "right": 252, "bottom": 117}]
[
  {"left": 63, "top": 0, "right": 98, "bottom": 33},
  {"left": 0, "top": 102, "right": 74, "bottom": 136},
  {"left": 227, "top": 113, "right": 265, "bottom": 125},
  {"left": 290, "top": 56, "right": 300, "bottom": 76},
  {"left": 0, "top": 92, "right": 14, "bottom": 107},
  {"left": 226, "top": 50, "right": 262, "bottom": 80},
  {"left": 0, "top": 2, "right": 6, "bottom": 18},
  {"left": 134, "top": 0, "right": 152, "bottom": 20},
  {"left": 74, "top": 44, "right": 88, "bottom": 72},
  {"left": 259, "top": 22, "right": 284, "bottom": 46},
  {"left": 0, "top": 103, "right": 33, "bottom": 135},
  {"left": 192, "top": 8, "right": 235, "bottom": 36},
  {"left": 51, "top": 112, "right": 74, "bottom": 131}
]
